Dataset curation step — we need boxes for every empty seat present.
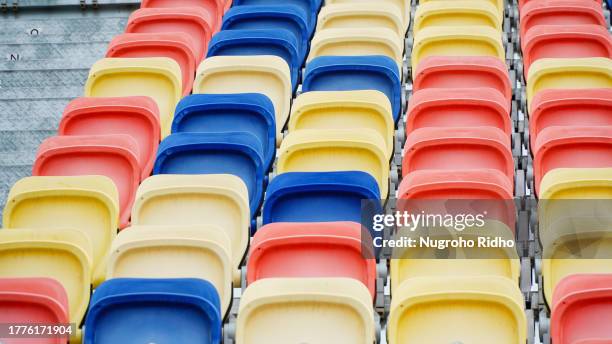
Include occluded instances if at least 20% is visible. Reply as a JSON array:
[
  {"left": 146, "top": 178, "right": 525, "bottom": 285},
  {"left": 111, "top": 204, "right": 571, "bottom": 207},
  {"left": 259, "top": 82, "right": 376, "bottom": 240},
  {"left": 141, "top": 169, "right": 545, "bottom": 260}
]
[
  {"left": 317, "top": 3, "right": 404, "bottom": 37},
  {"left": 0, "top": 229, "right": 92, "bottom": 328},
  {"left": 85, "top": 57, "right": 182, "bottom": 138},
  {"left": 58, "top": 96, "right": 161, "bottom": 180},
  {"left": 141, "top": 0, "right": 223, "bottom": 31},
  {"left": 194, "top": 56, "right": 291, "bottom": 146},
  {"left": 278, "top": 129, "right": 389, "bottom": 199},
  {"left": 84, "top": 278, "right": 221, "bottom": 344},
  {"left": 422, "top": 0, "right": 504, "bottom": 19},
  {"left": 519, "top": 0, "right": 606, "bottom": 39},
  {"left": 106, "top": 33, "right": 197, "bottom": 96},
  {"left": 236, "top": 278, "right": 375, "bottom": 344},
  {"left": 172, "top": 94, "right": 276, "bottom": 169},
  {"left": 153, "top": 132, "right": 265, "bottom": 217},
  {"left": 247, "top": 222, "right": 376, "bottom": 298},
  {"left": 308, "top": 27, "right": 403, "bottom": 69},
  {"left": 526, "top": 57, "right": 612, "bottom": 106},
  {"left": 414, "top": 0, "right": 502, "bottom": 35},
  {"left": 406, "top": 88, "right": 511, "bottom": 136},
  {"left": 522, "top": 25, "right": 612, "bottom": 77},
  {"left": 388, "top": 276, "right": 526, "bottom": 344},
  {"left": 3, "top": 176, "right": 118, "bottom": 286},
  {"left": 107, "top": 226, "right": 232, "bottom": 315},
  {"left": 529, "top": 89, "right": 612, "bottom": 149},
  {"left": 302, "top": 56, "right": 401, "bottom": 122},
  {"left": 413, "top": 56, "right": 512, "bottom": 105},
  {"left": 552, "top": 274, "right": 612, "bottom": 344},
  {"left": 325, "top": 0, "right": 410, "bottom": 31},
  {"left": 289, "top": 90, "right": 394, "bottom": 158},
  {"left": 0, "top": 278, "right": 69, "bottom": 344},
  {"left": 232, "top": 0, "right": 322, "bottom": 30},
  {"left": 207, "top": 30, "right": 301, "bottom": 90},
  {"left": 125, "top": 7, "right": 214, "bottom": 61},
  {"left": 32, "top": 135, "right": 140, "bottom": 229},
  {"left": 131, "top": 174, "right": 250, "bottom": 269}
]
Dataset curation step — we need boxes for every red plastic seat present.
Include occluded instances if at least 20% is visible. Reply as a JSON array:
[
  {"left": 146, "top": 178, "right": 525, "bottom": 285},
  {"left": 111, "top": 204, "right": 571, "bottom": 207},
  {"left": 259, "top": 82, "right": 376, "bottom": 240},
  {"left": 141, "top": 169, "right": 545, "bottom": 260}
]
[
  {"left": 0, "top": 278, "right": 69, "bottom": 344},
  {"left": 406, "top": 88, "right": 511, "bottom": 137},
  {"left": 533, "top": 126, "right": 612, "bottom": 195},
  {"left": 520, "top": 0, "right": 606, "bottom": 39},
  {"left": 125, "top": 7, "right": 214, "bottom": 62},
  {"left": 32, "top": 135, "right": 141, "bottom": 229},
  {"left": 247, "top": 222, "right": 376, "bottom": 299},
  {"left": 106, "top": 33, "right": 197, "bottom": 95},
  {"left": 529, "top": 89, "right": 612, "bottom": 149},
  {"left": 141, "top": 0, "right": 223, "bottom": 32},
  {"left": 412, "top": 56, "right": 512, "bottom": 105},
  {"left": 58, "top": 97, "right": 161, "bottom": 180},
  {"left": 552, "top": 274, "right": 612, "bottom": 344},
  {"left": 523, "top": 25, "right": 612, "bottom": 77}
]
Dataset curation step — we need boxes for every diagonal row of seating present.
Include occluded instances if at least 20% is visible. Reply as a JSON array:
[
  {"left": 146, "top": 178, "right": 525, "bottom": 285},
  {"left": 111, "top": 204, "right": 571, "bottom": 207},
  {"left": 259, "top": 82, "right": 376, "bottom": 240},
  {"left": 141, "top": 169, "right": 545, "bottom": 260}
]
[{"left": 517, "top": 1, "right": 612, "bottom": 343}]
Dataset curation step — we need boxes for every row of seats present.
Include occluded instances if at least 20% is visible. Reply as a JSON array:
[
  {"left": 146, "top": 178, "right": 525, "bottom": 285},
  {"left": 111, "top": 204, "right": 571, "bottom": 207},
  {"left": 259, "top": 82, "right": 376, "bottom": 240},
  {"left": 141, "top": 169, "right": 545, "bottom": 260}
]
[{"left": 518, "top": 1, "right": 612, "bottom": 343}]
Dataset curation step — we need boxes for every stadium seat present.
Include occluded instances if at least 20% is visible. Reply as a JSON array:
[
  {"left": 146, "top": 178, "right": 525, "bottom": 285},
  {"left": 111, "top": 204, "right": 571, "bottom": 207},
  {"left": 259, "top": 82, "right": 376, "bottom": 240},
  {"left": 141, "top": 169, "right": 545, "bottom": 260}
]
[
  {"left": 125, "top": 7, "right": 214, "bottom": 61},
  {"left": 207, "top": 30, "right": 301, "bottom": 90},
  {"left": 84, "top": 278, "right": 221, "bottom": 344},
  {"left": 552, "top": 274, "right": 612, "bottom": 344},
  {"left": 526, "top": 57, "right": 612, "bottom": 106},
  {"left": 422, "top": 0, "right": 504, "bottom": 19},
  {"left": 58, "top": 96, "right": 161, "bottom": 180},
  {"left": 522, "top": 25, "right": 612, "bottom": 77},
  {"left": 247, "top": 222, "right": 376, "bottom": 298},
  {"left": 194, "top": 56, "right": 291, "bottom": 146},
  {"left": 106, "top": 33, "right": 197, "bottom": 96},
  {"left": 529, "top": 89, "right": 612, "bottom": 149},
  {"left": 308, "top": 27, "right": 403, "bottom": 69},
  {"left": 131, "top": 174, "right": 250, "bottom": 269},
  {"left": 519, "top": 0, "right": 606, "bottom": 39},
  {"left": 411, "top": 26, "right": 505, "bottom": 74},
  {"left": 153, "top": 132, "right": 265, "bottom": 217},
  {"left": 317, "top": 3, "right": 404, "bottom": 38},
  {"left": 140, "top": 0, "right": 223, "bottom": 31},
  {"left": 325, "top": 0, "right": 410, "bottom": 31},
  {"left": 413, "top": 0, "right": 502, "bottom": 35},
  {"left": 406, "top": 88, "right": 511, "bottom": 136},
  {"left": 236, "top": 278, "right": 375, "bottom": 344},
  {"left": 413, "top": 56, "right": 512, "bottom": 105},
  {"left": 289, "top": 90, "right": 394, "bottom": 158},
  {"left": 2, "top": 176, "right": 118, "bottom": 286},
  {"left": 302, "top": 56, "right": 401, "bottom": 122},
  {"left": 533, "top": 127, "right": 612, "bottom": 195},
  {"left": 221, "top": 5, "right": 310, "bottom": 58},
  {"left": 32, "top": 135, "right": 140, "bottom": 229},
  {"left": 84, "top": 57, "right": 182, "bottom": 138},
  {"left": 262, "top": 171, "right": 382, "bottom": 224},
  {"left": 278, "top": 129, "right": 389, "bottom": 199},
  {"left": 388, "top": 276, "right": 526, "bottom": 344},
  {"left": 0, "top": 229, "right": 92, "bottom": 328},
  {"left": 107, "top": 226, "right": 232, "bottom": 315},
  {"left": 0, "top": 278, "right": 69, "bottom": 344},
  {"left": 172, "top": 93, "right": 276, "bottom": 169},
  {"left": 232, "top": 0, "right": 322, "bottom": 30}
]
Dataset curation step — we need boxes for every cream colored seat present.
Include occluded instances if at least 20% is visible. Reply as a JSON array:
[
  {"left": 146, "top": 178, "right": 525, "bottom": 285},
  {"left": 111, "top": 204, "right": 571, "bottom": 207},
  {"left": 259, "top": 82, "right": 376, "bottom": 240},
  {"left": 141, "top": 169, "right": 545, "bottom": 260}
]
[
  {"left": 317, "top": 3, "right": 404, "bottom": 36},
  {"left": 413, "top": 0, "right": 502, "bottom": 35},
  {"left": 325, "top": 0, "right": 411, "bottom": 31},
  {"left": 420, "top": 0, "right": 504, "bottom": 21}
]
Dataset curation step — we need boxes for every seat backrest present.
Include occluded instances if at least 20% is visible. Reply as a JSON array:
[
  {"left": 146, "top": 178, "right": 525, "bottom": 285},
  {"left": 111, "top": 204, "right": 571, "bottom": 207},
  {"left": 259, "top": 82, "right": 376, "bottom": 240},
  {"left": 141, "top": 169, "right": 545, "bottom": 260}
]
[
  {"left": 414, "top": 0, "right": 501, "bottom": 35},
  {"left": 317, "top": 3, "right": 404, "bottom": 38},
  {"left": 140, "top": 0, "right": 223, "bottom": 32},
  {"left": 325, "top": 0, "right": 410, "bottom": 31},
  {"left": 421, "top": 0, "right": 504, "bottom": 19},
  {"left": 519, "top": 0, "right": 606, "bottom": 39},
  {"left": 232, "top": 0, "right": 322, "bottom": 30}
]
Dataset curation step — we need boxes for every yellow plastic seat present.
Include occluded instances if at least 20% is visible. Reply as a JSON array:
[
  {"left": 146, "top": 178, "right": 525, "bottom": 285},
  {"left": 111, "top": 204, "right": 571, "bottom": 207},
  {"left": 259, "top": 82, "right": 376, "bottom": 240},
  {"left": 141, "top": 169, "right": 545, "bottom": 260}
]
[
  {"left": 0, "top": 228, "right": 92, "bottom": 326},
  {"left": 526, "top": 57, "right": 612, "bottom": 107},
  {"left": 84, "top": 57, "right": 182, "bottom": 138},
  {"left": 193, "top": 56, "right": 291, "bottom": 146},
  {"left": 236, "top": 278, "right": 375, "bottom": 344},
  {"left": 411, "top": 25, "right": 504, "bottom": 75},
  {"left": 2, "top": 176, "right": 119, "bottom": 286},
  {"left": 289, "top": 90, "right": 394, "bottom": 159},
  {"left": 317, "top": 3, "right": 405, "bottom": 37},
  {"left": 131, "top": 174, "right": 250, "bottom": 269},
  {"left": 413, "top": 0, "right": 502, "bottom": 35},
  {"left": 107, "top": 225, "right": 233, "bottom": 315},
  {"left": 277, "top": 129, "right": 389, "bottom": 199},
  {"left": 388, "top": 276, "right": 527, "bottom": 344},
  {"left": 420, "top": 0, "right": 504, "bottom": 21},
  {"left": 325, "top": 0, "right": 411, "bottom": 31},
  {"left": 308, "top": 27, "right": 404, "bottom": 69},
  {"left": 539, "top": 168, "right": 612, "bottom": 305},
  {"left": 390, "top": 220, "right": 520, "bottom": 293}
]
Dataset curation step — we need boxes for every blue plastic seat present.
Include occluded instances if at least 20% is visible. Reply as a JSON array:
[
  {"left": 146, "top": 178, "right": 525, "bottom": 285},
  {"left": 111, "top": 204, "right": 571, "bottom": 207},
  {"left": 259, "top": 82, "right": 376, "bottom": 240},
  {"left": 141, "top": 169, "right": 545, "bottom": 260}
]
[
  {"left": 232, "top": 0, "right": 322, "bottom": 32},
  {"left": 221, "top": 5, "right": 310, "bottom": 59},
  {"left": 207, "top": 29, "right": 301, "bottom": 90},
  {"left": 172, "top": 94, "right": 276, "bottom": 170},
  {"left": 84, "top": 278, "right": 221, "bottom": 344},
  {"left": 302, "top": 55, "right": 402, "bottom": 122},
  {"left": 153, "top": 132, "right": 265, "bottom": 217}
]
